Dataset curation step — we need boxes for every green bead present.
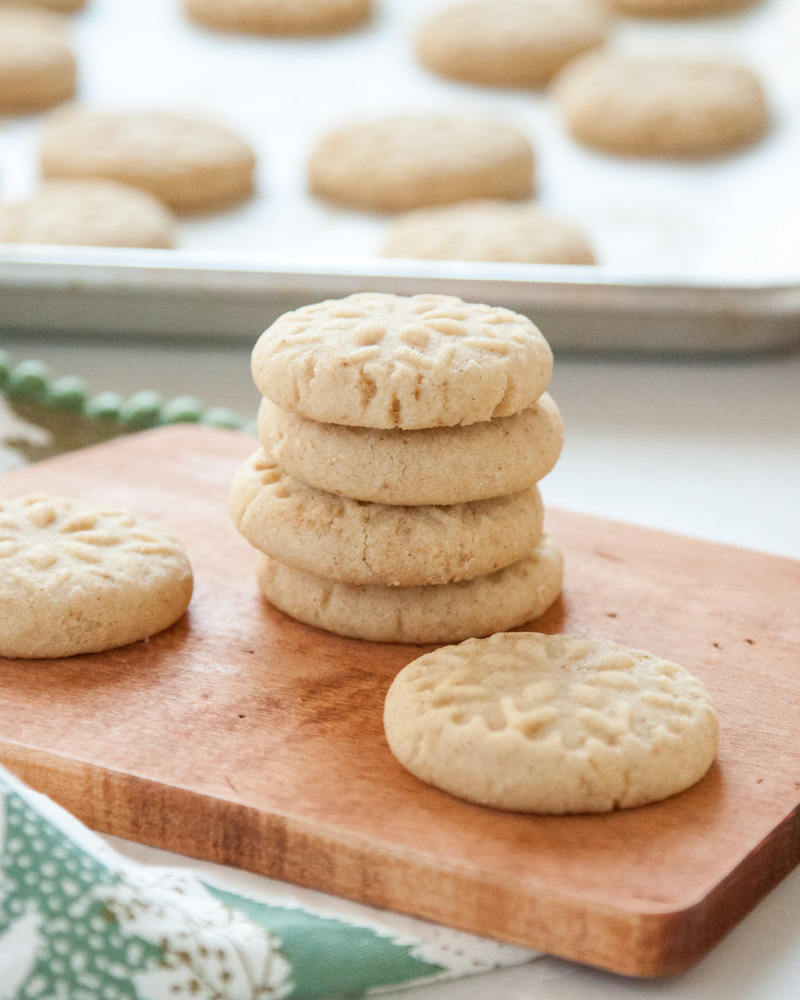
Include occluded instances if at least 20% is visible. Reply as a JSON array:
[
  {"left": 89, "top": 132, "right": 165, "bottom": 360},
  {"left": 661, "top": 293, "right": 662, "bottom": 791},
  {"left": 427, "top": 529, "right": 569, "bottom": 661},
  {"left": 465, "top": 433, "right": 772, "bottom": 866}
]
[
  {"left": 85, "top": 391, "right": 124, "bottom": 422},
  {"left": 0, "top": 349, "right": 14, "bottom": 389},
  {"left": 120, "top": 390, "right": 164, "bottom": 430},
  {"left": 49, "top": 375, "right": 87, "bottom": 414},
  {"left": 7, "top": 360, "right": 50, "bottom": 402},
  {"left": 241, "top": 419, "right": 259, "bottom": 437},
  {"left": 160, "top": 395, "right": 203, "bottom": 424},
  {"left": 201, "top": 406, "right": 242, "bottom": 430}
]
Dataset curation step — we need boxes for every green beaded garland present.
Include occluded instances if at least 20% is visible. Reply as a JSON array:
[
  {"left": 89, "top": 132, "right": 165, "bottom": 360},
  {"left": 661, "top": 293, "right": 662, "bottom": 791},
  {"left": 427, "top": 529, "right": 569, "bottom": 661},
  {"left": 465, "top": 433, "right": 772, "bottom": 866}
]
[
  {"left": 0, "top": 350, "right": 13, "bottom": 390},
  {"left": 160, "top": 395, "right": 203, "bottom": 425},
  {"left": 49, "top": 376, "right": 87, "bottom": 414},
  {"left": 7, "top": 360, "right": 50, "bottom": 403},
  {"left": 84, "top": 391, "right": 125, "bottom": 422},
  {"left": 201, "top": 406, "right": 242, "bottom": 430},
  {"left": 120, "top": 390, "right": 164, "bottom": 430}
]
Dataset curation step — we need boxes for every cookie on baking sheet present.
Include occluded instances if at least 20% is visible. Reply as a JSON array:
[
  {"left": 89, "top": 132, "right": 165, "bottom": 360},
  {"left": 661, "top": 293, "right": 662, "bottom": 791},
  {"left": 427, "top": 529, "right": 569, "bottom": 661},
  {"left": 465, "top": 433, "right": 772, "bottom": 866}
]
[
  {"left": 309, "top": 115, "right": 534, "bottom": 213},
  {"left": 0, "top": 180, "right": 175, "bottom": 248},
  {"left": 603, "top": 0, "right": 754, "bottom": 17},
  {"left": 258, "top": 392, "right": 563, "bottom": 505},
  {"left": 0, "top": 495, "right": 193, "bottom": 659},
  {"left": 256, "top": 534, "right": 563, "bottom": 643},
  {"left": 184, "top": 0, "right": 371, "bottom": 35},
  {"left": 0, "top": 8, "right": 75, "bottom": 114},
  {"left": 417, "top": 1, "right": 609, "bottom": 89},
  {"left": 231, "top": 445, "right": 545, "bottom": 586},
  {"left": 384, "top": 632, "right": 719, "bottom": 813},
  {"left": 382, "top": 200, "right": 595, "bottom": 265},
  {"left": 0, "top": 1, "right": 86, "bottom": 11},
  {"left": 40, "top": 109, "right": 256, "bottom": 213},
  {"left": 251, "top": 293, "right": 553, "bottom": 430},
  {"left": 554, "top": 52, "right": 769, "bottom": 157}
]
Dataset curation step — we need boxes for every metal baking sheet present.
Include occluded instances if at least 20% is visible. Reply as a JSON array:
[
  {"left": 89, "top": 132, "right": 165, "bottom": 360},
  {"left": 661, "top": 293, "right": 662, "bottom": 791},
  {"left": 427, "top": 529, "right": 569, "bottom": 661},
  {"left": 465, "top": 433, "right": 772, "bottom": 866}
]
[{"left": 0, "top": 0, "right": 798, "bottom": 352}]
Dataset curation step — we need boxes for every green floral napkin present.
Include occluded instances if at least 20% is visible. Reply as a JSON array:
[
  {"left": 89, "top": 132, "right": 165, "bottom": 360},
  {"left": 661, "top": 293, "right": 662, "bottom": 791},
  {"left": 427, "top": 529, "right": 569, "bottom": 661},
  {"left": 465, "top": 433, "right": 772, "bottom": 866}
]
[{"left": 0, "top": 764, "right": 537, "bottom": 999}]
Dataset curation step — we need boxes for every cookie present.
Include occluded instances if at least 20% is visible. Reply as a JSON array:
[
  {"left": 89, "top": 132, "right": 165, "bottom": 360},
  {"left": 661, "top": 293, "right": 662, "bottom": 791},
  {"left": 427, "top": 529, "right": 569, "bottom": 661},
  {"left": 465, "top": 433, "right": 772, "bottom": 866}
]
[
  {"left": 258, "top": 392, "right": 563, "bottom": 505},
  {"left": 183, "top": 0, "right": 371, "bottom": 35},
  {"left": 0, "top": 1, "right": 86, "bottom": 11},
  {"left": 554, "top": 52, "right": 769, "bottom": 157},
  {"left": 384, "top": 632, "right": 719, "bottom": 813},
  {"left": 309, "top": 115, "right": 534, "bottom": 213},
  {"left": 0, "top": 8, "right": 76, "bottom": 114},
  {"left": 603, "top": 0, "right": 753, "bottom": 16},
  {"left": 382, "top": 200, "right": 595, "bottom": 265},
  {"left": 0, "top": 180, "right": 175, "bottom": 248},
  {"left": 0, "top": 495, "right": 193, "bottom": 659},
  {"left": 231, "top": 445, "right": 545, "bottom": 586},
  {"left": 40, "top": 109, "right": 257, "bottom": 213},
  {"left": 251, "top": 293, "right": 553, "bottom": 430},
  {"left": 256, "top": 534, "right": 563, "bottom": 643},
  {"left": 417, "top": 1, "right": 609, "bottom": 89}
]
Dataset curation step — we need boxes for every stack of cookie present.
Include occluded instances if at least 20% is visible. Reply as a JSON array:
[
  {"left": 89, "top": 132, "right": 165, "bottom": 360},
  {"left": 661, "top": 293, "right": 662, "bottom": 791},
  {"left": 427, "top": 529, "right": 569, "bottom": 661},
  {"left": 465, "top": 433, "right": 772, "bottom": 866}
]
[{"left": 230, "top": 292, "right": 565, "bottom": 644}]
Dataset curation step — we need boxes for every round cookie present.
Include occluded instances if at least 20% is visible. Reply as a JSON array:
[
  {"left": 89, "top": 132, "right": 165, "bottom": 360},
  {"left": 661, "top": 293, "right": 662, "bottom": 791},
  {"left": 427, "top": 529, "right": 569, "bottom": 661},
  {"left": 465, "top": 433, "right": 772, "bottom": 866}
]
[
  {"left": 0, "top": 8, "right": 76, "bottom": 114},
  {"left": 0, "top": 1, "right": 86, "bottom": 11},
  {"left": 258, "top": 392, "right": 563, "bottom": 505},
  {"left": 382, "top": 200, "right": 595, "bottom": 265},
  {"left": 183, "top": 0, "right": 371, "bottom": 34},
  {"left": 256, "top": 534, "right": 563, "bottom": 644},
  {"left": 554, "top": 52, "right": 769, "bottom": 157},
  {"left": 603, "top": 0, "right": 754, "bottom": 17},
  {"left": 384, "top": 632, "right": 719, "bottom": 812},
  {"left": 0, "top": 180, "right": 175, "bottom": 248},
  {"left": 231, "top": 445, "right": 545, "bottom": 586},
  {"left": 252, "top": 293, "right": 553, "bottom": 430},
  {"left": 417, "top": 1, "right": 609, "bottom": 89},
  {"left": 0, "top": 495, "right": 193, "bottom": 659},
  {"left": 40, "top": 109, "right": 257, "bottom": 213},
  {"left": 309, "top": 115, "right": 534, "bottom": 213}
]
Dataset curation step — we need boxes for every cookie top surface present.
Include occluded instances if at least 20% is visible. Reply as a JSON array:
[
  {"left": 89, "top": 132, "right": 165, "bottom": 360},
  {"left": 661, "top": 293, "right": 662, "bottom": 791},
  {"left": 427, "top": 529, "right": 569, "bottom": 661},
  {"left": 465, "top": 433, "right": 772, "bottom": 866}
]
[
  {"left": 251, "top": 292, "right": 553, "bottom": 429},
  {"left": 0, "top": 180, "right": 175, "bottom": 248},
  {"left": 606, "top": 0, "right": 752, "bottom": 15},
  {"left": 231, "top": 445, "right": 545, "bottom": 585},
  {"left": 382, "top": 199, "right": 595, "bottom": 265},
  {"left": 555, "top": 52, "right": 769, "bottom": 157},
  {"left": 0, "top": 495, "right": 193, "bottom": 658},
  {"left": 184, "top": 0, "right": 371, "bottom": 34},
  {"left": 39, "top": 109, "right": 256, "bottom": 211},
  {"left": 309, "top": 114, "right": 534, "bottom": 212},
  {"left": 0, "top": 8, "right": 71, "bottom": 68},
  {"left": 384, "top": 632, "right": 719, "bottom": 813},
  {"left": 417, "top": 0, "right": 609, "bottom": 89},
  {"left": 3, "top": 0, "right": 86, "bottom": 10}
]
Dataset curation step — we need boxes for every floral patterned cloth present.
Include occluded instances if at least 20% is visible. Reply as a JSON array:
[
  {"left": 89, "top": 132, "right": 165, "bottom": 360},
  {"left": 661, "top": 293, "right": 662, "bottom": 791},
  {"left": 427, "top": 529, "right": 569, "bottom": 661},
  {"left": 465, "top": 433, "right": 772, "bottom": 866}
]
[{"left": 0, "top": 765, "right": 536, "bottom": 999}]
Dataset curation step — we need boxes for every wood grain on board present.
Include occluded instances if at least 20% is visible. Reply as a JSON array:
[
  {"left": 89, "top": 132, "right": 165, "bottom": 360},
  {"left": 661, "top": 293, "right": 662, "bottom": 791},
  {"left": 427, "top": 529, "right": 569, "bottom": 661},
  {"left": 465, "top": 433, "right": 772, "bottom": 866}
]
[{"left": 0, "top": 425, "right": 799, "bottom": 977}]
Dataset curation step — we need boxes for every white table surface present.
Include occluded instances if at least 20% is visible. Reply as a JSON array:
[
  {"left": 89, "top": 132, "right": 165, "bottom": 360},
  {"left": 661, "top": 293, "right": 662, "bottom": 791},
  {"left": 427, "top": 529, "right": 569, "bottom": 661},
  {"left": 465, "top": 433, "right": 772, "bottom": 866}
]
[{"left": 2, "top": 331, "right": 800, "bottom": 997}]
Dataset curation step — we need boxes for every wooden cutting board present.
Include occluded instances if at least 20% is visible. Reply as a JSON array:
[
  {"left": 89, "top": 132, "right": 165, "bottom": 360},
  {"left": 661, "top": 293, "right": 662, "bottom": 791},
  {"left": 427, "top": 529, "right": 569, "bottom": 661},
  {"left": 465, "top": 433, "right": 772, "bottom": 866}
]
[{"left": 1, "top": 425, "right": 799, "bottom": 978}]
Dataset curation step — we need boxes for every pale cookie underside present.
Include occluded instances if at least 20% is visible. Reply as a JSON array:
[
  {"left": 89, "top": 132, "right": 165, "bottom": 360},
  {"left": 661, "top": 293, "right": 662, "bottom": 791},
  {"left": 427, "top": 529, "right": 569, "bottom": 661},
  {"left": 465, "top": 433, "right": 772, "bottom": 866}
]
[
  {"left": 0, "top": 180, "right": 175, "bottom": 248},
  {"left": 0, "top": 495, "right": 193, "bottom": 658},
  {"left": 309, "top": 115, "right": 534, "bottom": 213},
  {"left": 183, "top": 0, "right": 371, "bottom": 34},
  {"left": 40, "top": 109, "right": 257, "bottom": 213},
  {"left": 417, "top": 0, "right": 608, "bottom": 89},
  {"left": 256, "top": 534, "right": 564, "bottom": 644},
  {"left": 230, "top": 445, "right": 545, "bottom": 586},
  {"left": 555, "top": 53, "right": 769, "bottom": 157},
  {"left": 382, "top": 199, "right": 595, "bottom": 265},
  {"left": 252, "top": 292, "right": 553, "bottom": 429},
  {"left": 384, "top": 632, "right": 719, "bottom": 813},
  {"left": 258, "top": 392, "right": 563, "bottom": 505},
  {"left": 0, "top": 8, "right": 75, "bottom": 113},
  {"left": 605, "top": 0, "right": 755, "bottom": 16}
]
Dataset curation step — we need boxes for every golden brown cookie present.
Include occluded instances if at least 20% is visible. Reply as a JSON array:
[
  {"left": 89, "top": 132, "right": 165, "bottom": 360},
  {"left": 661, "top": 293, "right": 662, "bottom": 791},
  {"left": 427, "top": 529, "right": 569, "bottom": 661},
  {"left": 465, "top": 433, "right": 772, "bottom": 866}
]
[
  {"left": 0, "top": 180, "right": 175, "bottom": 248},
  {"left": 0, "top": 1, "right": 86, "bottom": 11},
  {"left": 40, "top": 109, "right": 257, "bottom": 213},
  {"left": 0, "top": 8, "right": 75, "bottom": 114},
  {"left": 183, "top": 0, "right": 371, "bottom": 35},
  {"left": 603, "top": 0, "right": 755, "bottom": 17},
  {"left": 309, "top": 115, "right": 534, "bottom": 212},
  {"left": 384, "top": 632, "right": 719, "bottom": 812},
  {"left": 554, "top": 52, "right": 769, "bottom": 157},
  {"left": 417, "top": 1, "right": 609, "bottom": 89},
  {"left": 256, "top": 534, "right": 564, "bottom": 643},
  {"left": 382, "top": 199, "right": 595, "bottom": 264},
  {"left": 258, "top": 393, "right": 564, "bottom": 505},
  {"left": 230, "top": 445, "right": 545, "bottom": 585},
  {"left": 251, "top": 293, "right": 553, "bottom": 430},
  {"left": 0, "top": 495, "right": 193, "bottom": 659}
]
